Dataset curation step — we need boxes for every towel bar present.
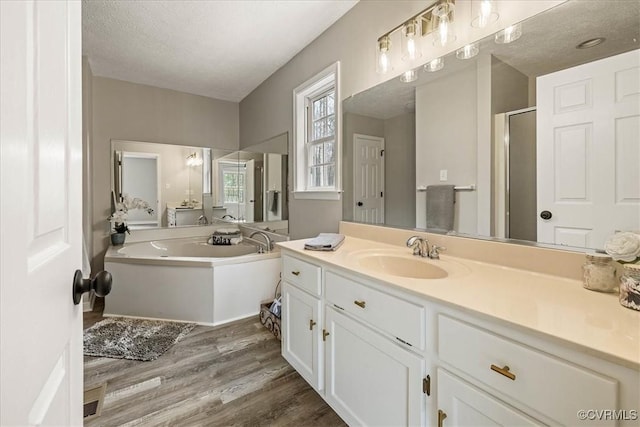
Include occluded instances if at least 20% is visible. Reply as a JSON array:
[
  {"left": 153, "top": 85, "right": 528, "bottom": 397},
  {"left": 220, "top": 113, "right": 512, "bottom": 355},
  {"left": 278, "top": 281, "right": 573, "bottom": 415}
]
[{"left": 416, "top": 185, "right": 476, "bottom": 192}]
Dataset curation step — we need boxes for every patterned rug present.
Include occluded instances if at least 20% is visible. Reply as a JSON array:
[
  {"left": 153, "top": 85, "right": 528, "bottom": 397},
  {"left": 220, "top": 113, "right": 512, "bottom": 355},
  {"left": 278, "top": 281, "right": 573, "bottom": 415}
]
[{"left": 84, "top": 317, "right": 196, "bottom": 361}]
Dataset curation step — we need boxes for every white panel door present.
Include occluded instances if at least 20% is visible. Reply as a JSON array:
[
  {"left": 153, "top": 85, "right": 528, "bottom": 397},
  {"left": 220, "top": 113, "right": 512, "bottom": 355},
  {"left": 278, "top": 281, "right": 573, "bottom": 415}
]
[
  {"left": 437, "top": 370, "right": 540, "bottom": 427},
  {"left": 281, "top": 282, "right": 323, "bottom": 391},
  {"left": 324, "top": 307, "right": 424, "bottom": 427},
  {"left": 353, "top": 134, "right": 385, "bottom": 224},
  {"left": 537, "top": 49, "right": 640, "bottom": 249},
  {"left": 245, "top": 159, "right": 255, "bottom": 222},
  {"left": 1, "top": 1, "right": 83, "bottom": 426}
]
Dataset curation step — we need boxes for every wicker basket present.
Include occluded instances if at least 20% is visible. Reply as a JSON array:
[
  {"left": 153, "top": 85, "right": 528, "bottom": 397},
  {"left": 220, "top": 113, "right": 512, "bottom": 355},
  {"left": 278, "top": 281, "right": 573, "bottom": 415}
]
[{"left": 259, "top": 302, "right": 281, "bottom": 340}]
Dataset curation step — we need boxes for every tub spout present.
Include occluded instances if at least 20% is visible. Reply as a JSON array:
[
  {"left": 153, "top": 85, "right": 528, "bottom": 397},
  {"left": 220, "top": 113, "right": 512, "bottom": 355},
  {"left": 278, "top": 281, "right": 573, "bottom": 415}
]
[{"left": 250, "top": 231, "right": 273, "bottom": 252}]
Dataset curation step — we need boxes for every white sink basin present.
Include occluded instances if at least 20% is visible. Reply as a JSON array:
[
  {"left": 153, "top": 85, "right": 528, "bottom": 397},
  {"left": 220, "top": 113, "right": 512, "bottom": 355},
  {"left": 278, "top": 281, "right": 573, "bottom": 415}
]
[{"left": 357, "top": 254, "right": 448, "bottom": 279}]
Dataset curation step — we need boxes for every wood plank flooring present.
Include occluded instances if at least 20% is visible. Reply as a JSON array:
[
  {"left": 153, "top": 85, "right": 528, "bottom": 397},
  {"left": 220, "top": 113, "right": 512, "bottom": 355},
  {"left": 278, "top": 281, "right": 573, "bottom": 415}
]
[{"left": 84, "top": 299, "right": 345, "bottom": 426}]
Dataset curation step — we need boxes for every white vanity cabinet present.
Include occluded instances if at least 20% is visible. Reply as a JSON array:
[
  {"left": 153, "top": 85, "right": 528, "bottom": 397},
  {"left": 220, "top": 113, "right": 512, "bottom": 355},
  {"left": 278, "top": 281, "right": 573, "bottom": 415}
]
[
  {"left": 324, "top": 307, "right": 425, "bottom": 426},
  {"left": 280, "top": 250, "right": 639, "bottom": 427},
  {"left": 281, "top": 254, "right": 323, "bottom": 391}
]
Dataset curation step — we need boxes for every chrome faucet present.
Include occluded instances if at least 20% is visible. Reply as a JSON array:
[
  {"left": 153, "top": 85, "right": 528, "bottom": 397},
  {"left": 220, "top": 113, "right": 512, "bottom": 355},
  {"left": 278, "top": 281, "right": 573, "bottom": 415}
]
[
  {"left": 428, "top": 245, "right": 446, "bottom": 260},
  {"left": 250, "top": 231, "right": 273, "bottom": 253},
  {"left": 407, "top": 236, "right": 429, "bottom": 258},
  {"left": 197, "top": 214, "right": 209, "bottom": 225}
]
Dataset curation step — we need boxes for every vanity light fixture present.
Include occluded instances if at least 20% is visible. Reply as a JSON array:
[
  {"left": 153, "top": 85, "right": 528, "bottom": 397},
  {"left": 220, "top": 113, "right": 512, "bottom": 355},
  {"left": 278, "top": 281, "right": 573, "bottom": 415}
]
[
  {"left": 495, "top": 23, "right": 522, "bottom": 44},
  {"left": 432, "top": 1, "right": 456, "bottom": 47},
  {"left": 424, "top": 57, "right": 444, "bottom": 72},
  {"left": 471, "top": 0, "right": 498, "bottom": 28},
  {"left": 401, "top": 19, "right": 421, "bottom": 61},
  {"left": 576, "top": 37, "right": 606, "bottom": 49},
  {"left": 400, "top": 69, "right": 419, "bottom": 83},
  {"left": 456, "top": 42, "right": 479, "bottom": 60},
  {"left": 186, "top": 152, "right": 203, "bottom": 167},
  {"left": 375, "top": 0, "right": 455, "bottom": 74}
]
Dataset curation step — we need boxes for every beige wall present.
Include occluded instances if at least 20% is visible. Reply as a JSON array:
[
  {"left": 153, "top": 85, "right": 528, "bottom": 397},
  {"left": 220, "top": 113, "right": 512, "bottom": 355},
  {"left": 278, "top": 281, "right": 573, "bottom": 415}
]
[
  {"left": 91, "top": 77, "right": 239, "bottom": 269},
  {"left": 383, "top": 113, "right": 415, "bottom": 229}
]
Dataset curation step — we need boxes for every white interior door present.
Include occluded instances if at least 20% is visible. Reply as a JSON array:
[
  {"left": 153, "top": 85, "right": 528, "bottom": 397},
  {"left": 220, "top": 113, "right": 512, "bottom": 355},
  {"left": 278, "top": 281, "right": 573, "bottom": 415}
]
[
  {"left": 1, "top": 1, "right": 83, "bottom": 425},
  {"left": 537, "top": 49, "right": 640, "bottom": 249},
  {"left": 353, "top": 134, "right": 384, "bottom": 223}
]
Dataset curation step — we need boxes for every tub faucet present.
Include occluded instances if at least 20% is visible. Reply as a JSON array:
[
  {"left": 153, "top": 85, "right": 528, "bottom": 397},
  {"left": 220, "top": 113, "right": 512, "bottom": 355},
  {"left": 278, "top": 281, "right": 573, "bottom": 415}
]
[
  {"left": 250, "top": 231, "right": 273, "bottom": 252},
  {"left": 222, "top": 214, "right": 236, "bottom": 220},
  {"left": 406, "top": 236, "right": 429, "bottom": 258}
]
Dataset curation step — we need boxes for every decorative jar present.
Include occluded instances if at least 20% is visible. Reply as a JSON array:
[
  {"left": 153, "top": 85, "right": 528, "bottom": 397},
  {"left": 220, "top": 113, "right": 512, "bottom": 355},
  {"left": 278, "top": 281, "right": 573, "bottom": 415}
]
[
  {"left": 582, "top": 254, "right": 617, "bottom": 292},
  {"left": 619, "top": 264, "right": 640, "bottom": 311},
  {"left": 110, "top": 232, "right": 126, "bottom": 246}
]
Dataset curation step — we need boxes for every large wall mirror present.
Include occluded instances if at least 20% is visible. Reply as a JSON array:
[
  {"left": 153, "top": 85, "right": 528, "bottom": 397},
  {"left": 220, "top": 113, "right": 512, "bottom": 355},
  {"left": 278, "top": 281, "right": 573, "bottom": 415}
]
[
  {"left": 110, "top": 133, "right": 289, "bottom": 234},
  {"left": 343, "top": 0, "right": 639, "bottom": 251}
]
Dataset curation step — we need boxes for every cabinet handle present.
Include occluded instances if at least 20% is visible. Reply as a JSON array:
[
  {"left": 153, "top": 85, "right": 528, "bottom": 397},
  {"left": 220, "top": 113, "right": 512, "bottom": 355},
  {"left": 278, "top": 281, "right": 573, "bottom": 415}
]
[
  {"left": 354, "top": 300, "right": 366, "bottom": 309},
  {"left": 490, "top": 364, "right": 516, "bottom": 381},
  {"left": 291, "top": 271, "right": 300, "bottom": 276},
  {"left": 437, "top": 409, "right": 447, "bottom": 427},
  {"left": 309, "top": 319, "right": 316, "bottom": 330},
  {"left": 322, "top": 329, "right": 330, "bottom": 341}
]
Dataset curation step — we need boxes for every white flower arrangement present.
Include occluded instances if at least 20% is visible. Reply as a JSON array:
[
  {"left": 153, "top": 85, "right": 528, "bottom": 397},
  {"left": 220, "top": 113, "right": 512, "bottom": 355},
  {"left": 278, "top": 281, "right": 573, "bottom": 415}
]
[
  {"left": 604, "top": 232, "right": 640, "bottom": 264},
  {"left": 108, "top": 194, "right": 155, "bottom": 234}
]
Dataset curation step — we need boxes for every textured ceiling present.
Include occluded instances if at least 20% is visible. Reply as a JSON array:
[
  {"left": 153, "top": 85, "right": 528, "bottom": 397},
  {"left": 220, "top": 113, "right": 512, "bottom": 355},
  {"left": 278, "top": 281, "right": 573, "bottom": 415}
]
[
  {"left": 82, "top": 0, "right": 358, "bottom": 102},
  {"left": 344, "top": 0, "right": 640, "bottom": 120}
]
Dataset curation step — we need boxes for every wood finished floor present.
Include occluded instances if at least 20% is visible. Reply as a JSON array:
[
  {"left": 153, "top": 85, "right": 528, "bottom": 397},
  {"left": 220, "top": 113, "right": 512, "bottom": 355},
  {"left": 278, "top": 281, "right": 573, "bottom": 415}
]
[{"left": 84, "top": 299, "right": 345, "bottom": 427}]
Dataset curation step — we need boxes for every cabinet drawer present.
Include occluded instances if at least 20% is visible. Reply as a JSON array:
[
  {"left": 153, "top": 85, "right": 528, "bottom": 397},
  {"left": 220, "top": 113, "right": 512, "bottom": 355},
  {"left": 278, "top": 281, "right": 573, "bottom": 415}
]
[
  {"left": 282, "top": 255, "right": 321, "bottom": 296},
  {"left": 438, "top": 315, "right": 618, "bottom": 426},
  {"left": 325, "top": 271, "right": 425, "bottom": 350}
]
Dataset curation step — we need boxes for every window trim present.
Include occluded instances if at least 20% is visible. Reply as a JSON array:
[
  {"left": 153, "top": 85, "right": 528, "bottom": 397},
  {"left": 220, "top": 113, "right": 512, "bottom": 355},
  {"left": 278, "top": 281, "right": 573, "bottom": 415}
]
[{"left": 293, "top": 61, "right": 341, "bottom": 200}]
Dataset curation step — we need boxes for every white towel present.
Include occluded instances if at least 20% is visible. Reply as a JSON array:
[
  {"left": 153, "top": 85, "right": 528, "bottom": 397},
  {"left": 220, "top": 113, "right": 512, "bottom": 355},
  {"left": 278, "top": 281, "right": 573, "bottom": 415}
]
[{"left": 304, "top": 233, "right": 345, "bottom": 251}]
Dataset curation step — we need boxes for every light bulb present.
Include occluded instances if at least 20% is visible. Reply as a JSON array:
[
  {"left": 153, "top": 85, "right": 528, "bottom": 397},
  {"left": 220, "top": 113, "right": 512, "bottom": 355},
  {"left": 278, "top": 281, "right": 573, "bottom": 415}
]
[
  {"left": 495, "top": 23, "right": 522, "bottom": 44},
  {"left": 402, "top": 19, "right": 421, "bottom": 62},
  {"left": 432, "top": 2, "right": 456, "bottom": 47},
  {"left": 376, "top": 36, "right": 392, "bottom": 74},
  {"left": 424, "top": 57, "right": 444, "bottom": 72},
  {"left": 472, "top": 0, "right": 498, "bottom": 28},
  {"left": 456, "top": 42, "right": 479, "bottom": 60},
  {"left": 400, "top": 69, "right": 418, "bottom": 83}
]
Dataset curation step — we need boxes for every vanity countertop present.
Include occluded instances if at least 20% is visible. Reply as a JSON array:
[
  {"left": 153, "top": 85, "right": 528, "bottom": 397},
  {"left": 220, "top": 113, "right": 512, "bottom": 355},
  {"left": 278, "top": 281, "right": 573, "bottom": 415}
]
[{"left": 277, "top": 236, "right": 640, "bottom": 369}]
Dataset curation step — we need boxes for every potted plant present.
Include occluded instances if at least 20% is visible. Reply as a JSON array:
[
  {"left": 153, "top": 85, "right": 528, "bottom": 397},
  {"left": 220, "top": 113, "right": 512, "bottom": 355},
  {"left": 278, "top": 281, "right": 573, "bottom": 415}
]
[
  {"left": 605, "top": 231, "right": 640, "bottom": 311},
  {"left": 108, "top": 194, "right": 155, "bottom": 245}
]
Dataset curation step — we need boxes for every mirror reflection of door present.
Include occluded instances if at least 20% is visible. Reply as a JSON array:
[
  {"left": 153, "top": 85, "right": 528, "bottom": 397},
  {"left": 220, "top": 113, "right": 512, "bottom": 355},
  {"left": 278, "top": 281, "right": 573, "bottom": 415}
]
[
  {"left": 245, "top": 159, "right": 255, "bottom": 222},
  {"left": 120, "top": 151, "right": 160, "bottom": 227},
  {"left": 353, "top": 134, "right": 385, "bottom": 224}
]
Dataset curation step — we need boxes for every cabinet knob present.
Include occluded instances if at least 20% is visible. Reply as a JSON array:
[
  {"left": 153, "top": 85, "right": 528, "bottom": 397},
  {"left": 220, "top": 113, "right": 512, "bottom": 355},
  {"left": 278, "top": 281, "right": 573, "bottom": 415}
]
[
  {"left": 291, "top": 271, "right": 300, "bottom": 276},
  {"left": 309, "top": 319, "right": 316, "bottom": 330},
  {"left": 490, "top": 364, "right": 516, "bottom": 381},
  {"left": 354, "top": 300, "right": 366, "bottom": 309},
  {"left": 438, "top": 409, "right": 447, "bottom": 427}
]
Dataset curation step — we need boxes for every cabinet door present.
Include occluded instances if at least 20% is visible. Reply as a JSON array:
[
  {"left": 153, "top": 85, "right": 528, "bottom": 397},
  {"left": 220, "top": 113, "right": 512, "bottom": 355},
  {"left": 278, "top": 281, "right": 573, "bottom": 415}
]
[
  {"left": 325, "top": 307, "right": 425, "bottom": 426},
  {"left": 437, "top": 369, "right": 541, "bottom": 427},
  {"left": 282, "top": 282, "right": 323, "bottom": 391}
]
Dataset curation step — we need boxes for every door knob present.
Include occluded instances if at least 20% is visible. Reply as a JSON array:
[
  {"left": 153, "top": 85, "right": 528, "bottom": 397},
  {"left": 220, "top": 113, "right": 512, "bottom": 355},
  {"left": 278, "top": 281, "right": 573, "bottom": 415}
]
[
  {"left": 540, "top": 210, "right": 552, "bottom": 220},
  {"left": 357, "top": 201, "right": 363, "bottom": 206},
  {"left": 72, "top": 270, "right": 112, "bottom": 305}
]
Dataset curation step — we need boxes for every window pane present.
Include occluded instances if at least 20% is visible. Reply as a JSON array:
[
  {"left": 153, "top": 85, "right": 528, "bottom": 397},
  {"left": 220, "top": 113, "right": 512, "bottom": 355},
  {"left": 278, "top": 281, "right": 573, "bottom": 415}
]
[
  {"left": 313, "top": 120, "right": 322, "bottom": 141},
  {"left": 327, "top": 92, "right": 335, "bottom": 115},
  {"left": 311, "top": 143, "right": 323, "bottom": 166},
  {"left": 323, "top": 165, "right": 335, "bottom": 187},
  {"left": 323, "top": 141, "right": 334, "bottom": 163},
  {"left": 310, "top": 166, "right": 322, "bottom": 187},
  {"left": 327, "top": 115, "right": 335, "bottom": 137}
]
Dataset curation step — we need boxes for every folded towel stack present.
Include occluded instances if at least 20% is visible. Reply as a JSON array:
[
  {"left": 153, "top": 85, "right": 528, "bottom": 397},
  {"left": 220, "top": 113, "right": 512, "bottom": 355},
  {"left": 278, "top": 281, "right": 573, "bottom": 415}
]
[
  {"left": 304, "top": 233, "right": 345, "bottom": 251},
  {"left": 209, "top": 227, "right": 242, "bottom": 245}
]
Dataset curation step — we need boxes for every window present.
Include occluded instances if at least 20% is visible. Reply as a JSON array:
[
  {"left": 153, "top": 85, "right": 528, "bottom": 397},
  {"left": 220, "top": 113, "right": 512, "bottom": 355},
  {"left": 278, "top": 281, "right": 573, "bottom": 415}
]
[
  {"left": 293, "top": 62, "right": 341, "bottom": 200},
  {"left": 219, "top": 162, "right": 245, "bottom": 204}
]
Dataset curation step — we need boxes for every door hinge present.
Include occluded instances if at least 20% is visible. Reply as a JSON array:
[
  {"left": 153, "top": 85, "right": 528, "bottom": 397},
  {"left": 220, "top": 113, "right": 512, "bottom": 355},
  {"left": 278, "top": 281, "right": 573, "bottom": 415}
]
[
  {"left": 380, "top": 191, "right": 383, "bottom": 197},
  {"left": 423, "top": 375, "right": 431, "bottom": 396},
  {"left": 380, "top": 149, "right": 385, "bottom": 157},
  {"left": 322, "top": 329, "right": 330, "bottom": 341}
]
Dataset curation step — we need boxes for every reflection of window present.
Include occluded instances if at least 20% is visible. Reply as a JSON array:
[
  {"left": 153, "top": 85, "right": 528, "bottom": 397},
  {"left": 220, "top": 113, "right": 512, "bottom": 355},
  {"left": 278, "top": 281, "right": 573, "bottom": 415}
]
[
  {"left": 307, "top": 88, "right": 335, "bottom": 189},
  {"left": 220, "top": 163, "right": 245, "bottom": 203},
  {"left": 293, "top": 62, "right": 341, "bottom": 200}
]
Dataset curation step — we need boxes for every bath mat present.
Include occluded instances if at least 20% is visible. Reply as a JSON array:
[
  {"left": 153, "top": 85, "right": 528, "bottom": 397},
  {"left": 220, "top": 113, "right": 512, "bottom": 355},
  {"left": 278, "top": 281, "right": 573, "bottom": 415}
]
[{"left": 83, "top": 317, "right": 196, "bottom": 361}]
